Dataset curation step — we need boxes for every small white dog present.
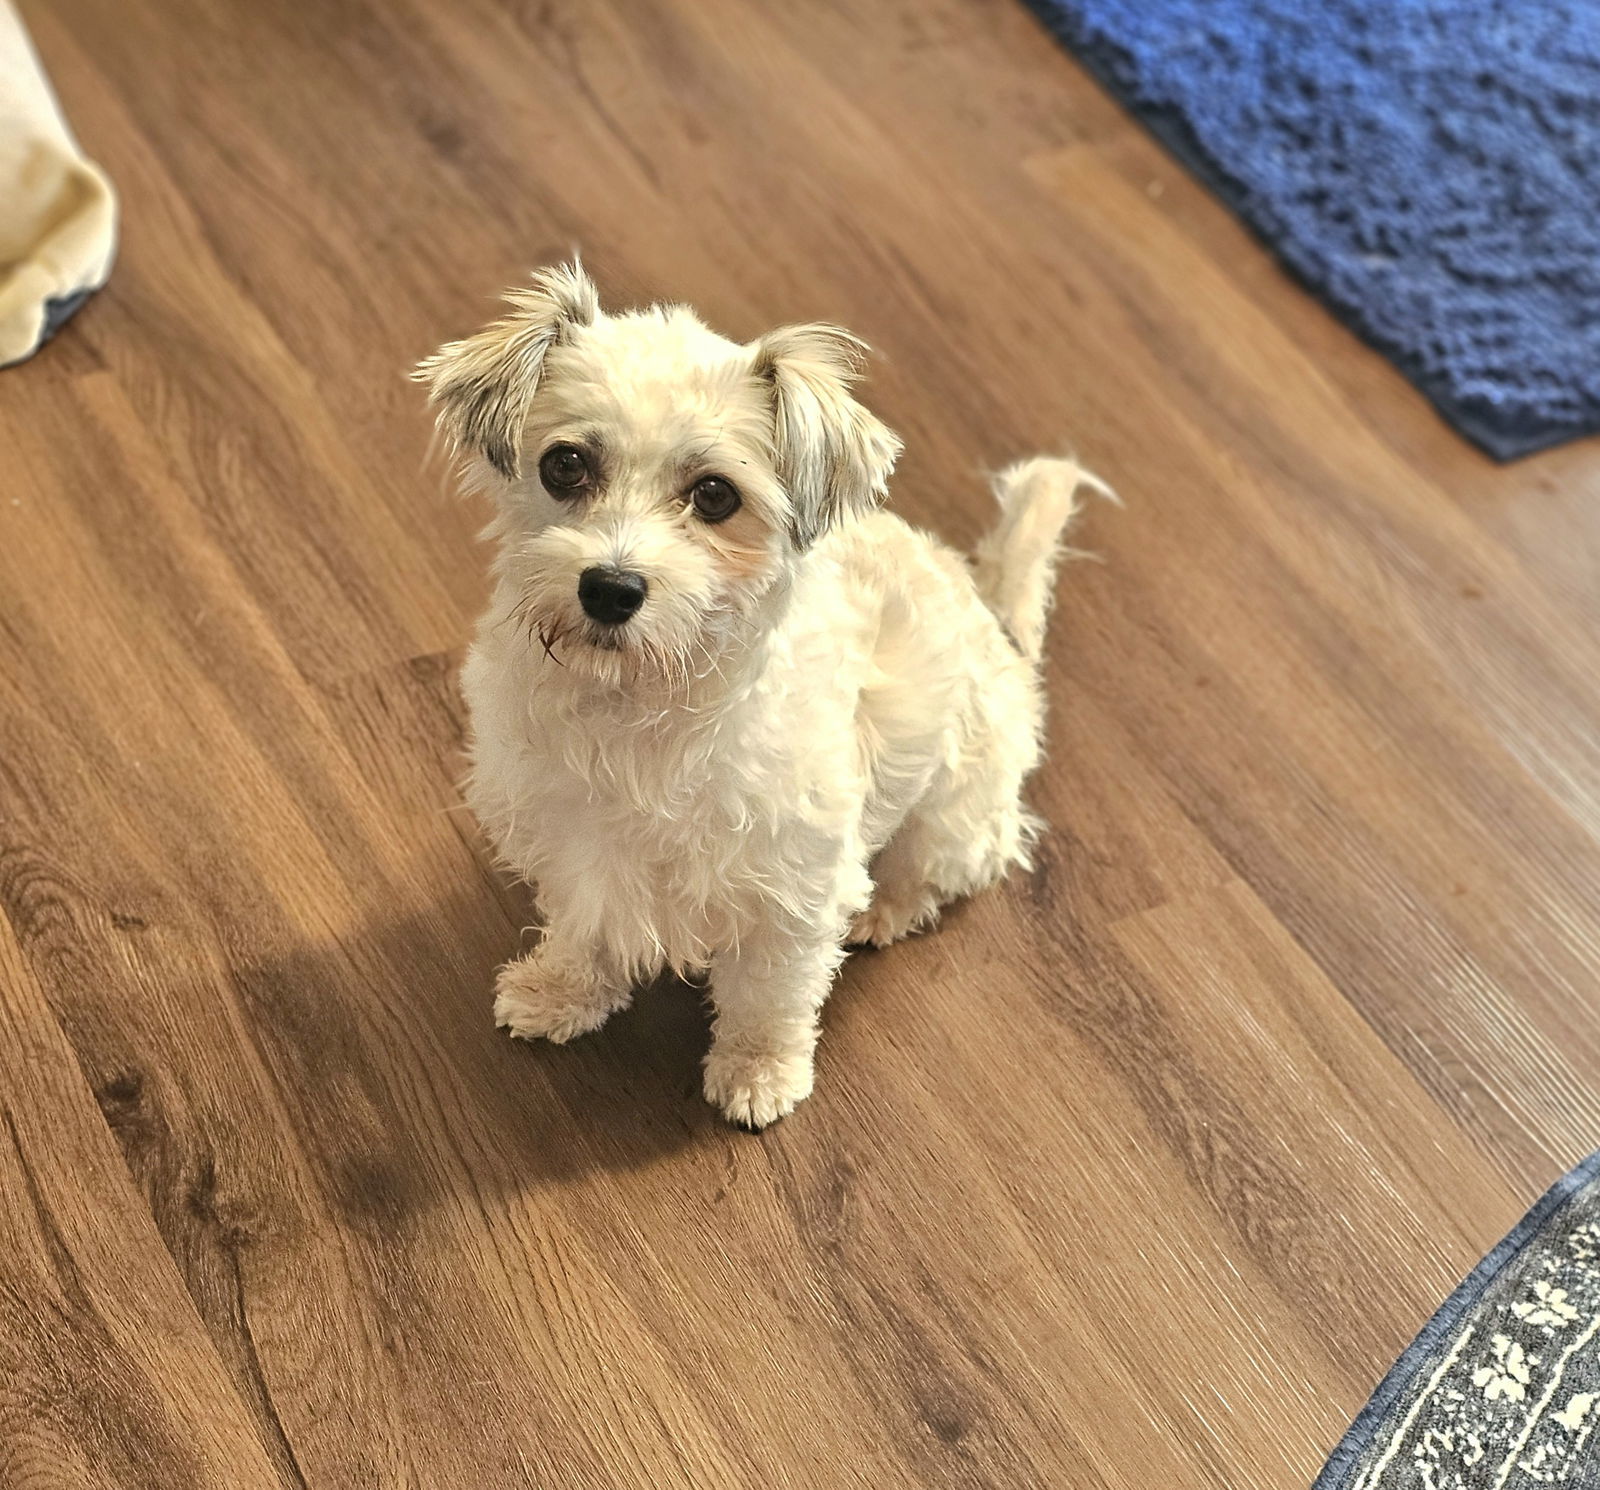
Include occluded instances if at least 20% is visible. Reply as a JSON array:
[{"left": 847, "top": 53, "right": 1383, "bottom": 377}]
[{"left": 417, "top": 263, "right": 1106, "bottom": 1129}]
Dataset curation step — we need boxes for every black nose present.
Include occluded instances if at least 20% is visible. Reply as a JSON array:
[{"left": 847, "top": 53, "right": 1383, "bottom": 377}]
[{"left": 578, "top": 566, "right": 647, "bottom": 625}]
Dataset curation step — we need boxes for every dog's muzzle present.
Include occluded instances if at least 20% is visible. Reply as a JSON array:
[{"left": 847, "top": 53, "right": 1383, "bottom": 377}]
[{"left": 578, "top": 565, "right": 648, "bottom": 626}]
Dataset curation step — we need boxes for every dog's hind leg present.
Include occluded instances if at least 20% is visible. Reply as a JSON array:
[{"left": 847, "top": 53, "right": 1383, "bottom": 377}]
[
  {"left": 850, "top": 740, "right": 1041, "bottom": 950},
  {"left": 847, "top": 824, "right": 943, "bottom": 948}
]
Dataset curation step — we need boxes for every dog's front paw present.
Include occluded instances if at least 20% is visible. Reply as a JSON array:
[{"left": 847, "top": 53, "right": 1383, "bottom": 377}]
[
  {"left": 493, "top": 956, "right": 626, "bottom": 1044},
  {"left": 702, "top": 1046, "right": 815, "bottom": 1131}
]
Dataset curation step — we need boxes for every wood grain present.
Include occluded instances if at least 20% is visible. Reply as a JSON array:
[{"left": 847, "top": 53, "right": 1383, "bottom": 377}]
[{"left": 3, "top": 0, "right": 1598, "bottom": 1484}]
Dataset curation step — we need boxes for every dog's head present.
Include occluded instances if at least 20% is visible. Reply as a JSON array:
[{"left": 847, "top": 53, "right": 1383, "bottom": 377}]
[{"left": 415, "top": 263, "right": 901, "bottom": 686}]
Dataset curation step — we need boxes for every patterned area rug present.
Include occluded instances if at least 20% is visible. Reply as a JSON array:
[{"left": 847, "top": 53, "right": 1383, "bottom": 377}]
[
  {"left": 1318, "top": 1151, "right": 1600, "bottom": 1489},
  {"left": 1020, "top": 1, "right": 1600, "bottom": 459}
]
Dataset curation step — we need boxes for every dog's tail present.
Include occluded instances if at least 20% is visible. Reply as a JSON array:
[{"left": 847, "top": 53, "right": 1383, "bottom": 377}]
[{"left": 971, "top": 456, "right": 1114, "bottom": 662}]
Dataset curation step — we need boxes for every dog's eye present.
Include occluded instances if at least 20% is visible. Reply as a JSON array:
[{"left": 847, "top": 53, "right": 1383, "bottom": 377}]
[
  {"left": 690, "top": 476, "right": 741, "bottom": 523},
  {"left": 539, "top": 444, "right": 592, "bottom": 497}
]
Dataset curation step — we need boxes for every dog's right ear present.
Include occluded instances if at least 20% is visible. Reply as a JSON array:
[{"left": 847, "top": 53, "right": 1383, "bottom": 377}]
[{"left": 413, "top": 262, "right": 599, "bottom": 479}]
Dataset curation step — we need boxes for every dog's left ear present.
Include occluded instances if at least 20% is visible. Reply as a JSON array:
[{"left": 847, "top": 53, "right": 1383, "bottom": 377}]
[
  {"left": 754, "top": 324, "right": 902, "bottom": 547},
  {"left": 413, "top": 262, "right": 600, "bottom": 479}
]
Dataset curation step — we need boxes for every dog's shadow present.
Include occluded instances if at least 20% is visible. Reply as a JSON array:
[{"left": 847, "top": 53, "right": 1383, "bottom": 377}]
[{"left": 225, "top": 882, "right": 738, "bottom": 1237}]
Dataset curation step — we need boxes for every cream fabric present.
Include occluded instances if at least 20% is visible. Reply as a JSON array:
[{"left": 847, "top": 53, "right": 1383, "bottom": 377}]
[{"left": 0, "top": 0, "right": 115, "bottom": 366}]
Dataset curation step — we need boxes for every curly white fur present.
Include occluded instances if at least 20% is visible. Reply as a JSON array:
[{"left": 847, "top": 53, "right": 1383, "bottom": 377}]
[{"left": 417, "top": 264, "right": 1105, "bottom": 1128}]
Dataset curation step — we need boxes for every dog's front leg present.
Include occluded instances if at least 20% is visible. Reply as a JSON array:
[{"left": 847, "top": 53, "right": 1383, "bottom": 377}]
[
  {"left": 493, "top": 922, "right": 633, "bottom": 1045},
  {"left": 703, "top": 936, "right": 842, "bottom": 1130}
]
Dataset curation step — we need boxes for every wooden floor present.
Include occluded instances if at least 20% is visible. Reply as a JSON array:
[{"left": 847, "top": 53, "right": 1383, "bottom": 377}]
[{"left": 5, "top": 0, "right": 1600, "bottom": 1484}]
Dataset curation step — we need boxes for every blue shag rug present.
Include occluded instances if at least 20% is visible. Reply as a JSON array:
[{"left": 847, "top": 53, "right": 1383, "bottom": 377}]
[
  {"left": 1022, "top": 0, "right": 1600, "bottom": 459},
  {"left": 1317, "top": 1150, "right": 1600, "bottom": 1489}
]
